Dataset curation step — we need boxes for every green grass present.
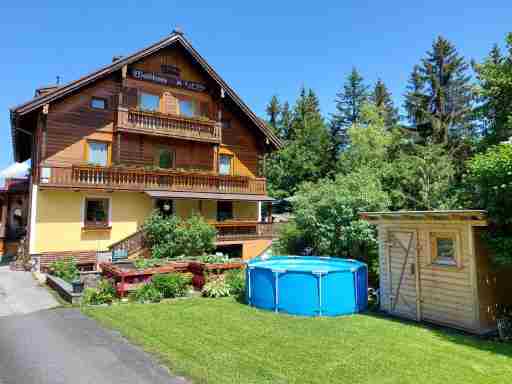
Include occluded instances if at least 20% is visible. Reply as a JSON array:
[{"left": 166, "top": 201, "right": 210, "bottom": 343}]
[{"left": 84, "top": 298, "right": 512, "bottom": 384}]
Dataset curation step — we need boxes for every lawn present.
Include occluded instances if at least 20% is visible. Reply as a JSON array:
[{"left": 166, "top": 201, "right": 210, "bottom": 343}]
[{"left": 84, "top": 298, "right": 512, "bottom": 384}]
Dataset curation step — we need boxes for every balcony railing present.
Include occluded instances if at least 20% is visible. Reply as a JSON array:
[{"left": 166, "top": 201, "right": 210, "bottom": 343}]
[
  {"left": 215, "top": 222, "right": 274, "bottom": 242},
  {"left": 117, "top": 108, "right": 221, "bottom": 143},
  {"left": 106, "top": 222, "right": 274, "bottom": 256},
  {"left": 39, "top": 165, "right": 267, "bottom": 195}
]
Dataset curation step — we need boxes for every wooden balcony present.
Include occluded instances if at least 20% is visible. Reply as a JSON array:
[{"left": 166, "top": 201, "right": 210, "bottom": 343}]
[
  {"left": 117, "top": 108, "right": 221, "bottom": 143},
  {"left": 39, "top": 165, "right": 267, "bottom": 195}
]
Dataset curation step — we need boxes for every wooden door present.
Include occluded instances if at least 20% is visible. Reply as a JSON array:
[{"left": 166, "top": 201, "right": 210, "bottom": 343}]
[{"left": 387, "top": 230, "right": 420, "bottom": 320}]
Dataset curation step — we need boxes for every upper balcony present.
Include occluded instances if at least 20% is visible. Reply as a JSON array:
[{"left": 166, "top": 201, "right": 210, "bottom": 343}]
[
  {"left": 38, "top": 165, "right": 267, "bottom": 195},
  {"left": 116, "top": 107, "right": 221, "bottom": 144}
]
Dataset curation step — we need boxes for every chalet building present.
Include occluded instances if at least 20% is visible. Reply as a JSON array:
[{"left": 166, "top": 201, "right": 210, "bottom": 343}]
[{"left": 10, "top": 31, "right": 281, "bottom": 270}]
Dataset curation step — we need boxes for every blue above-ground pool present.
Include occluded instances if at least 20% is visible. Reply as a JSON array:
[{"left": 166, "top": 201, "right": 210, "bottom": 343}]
[{"left": 246, "top": 256, "right": 367, "bottom": 316}]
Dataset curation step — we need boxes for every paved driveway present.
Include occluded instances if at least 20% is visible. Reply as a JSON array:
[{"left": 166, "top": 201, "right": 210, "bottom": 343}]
[
  {"left": 0, "top": 308, "right": 188, "bottom": 384},
  {"left": 0, "top": 266, "right": 59, "bottom": 317}
]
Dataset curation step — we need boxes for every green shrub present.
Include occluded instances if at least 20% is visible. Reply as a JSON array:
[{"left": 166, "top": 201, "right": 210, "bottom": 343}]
[
  {"left": 132, "top": 284, "right": 163, "bottom": 303},
  {"left": 466, "top": 143, "right": 512, "bottom": 265},
  {"left": 151, "top": 273, "right": 190, "bottom": 298},
  {"left": 199, "top": 254, "right": 229, "bottom": 264},
  {"left": 48, "top": 258, "right": 79, "bottom": 283},
  {"left": 224, "top": 270, "right": 245, "bottom": 298},
  {"left": 202, "top": 277, "right": 231, "bottom": 298},
  {"left": 81, "top": 279, "right": 116, "bottom": 305},
  {"left": 143, "top": 211, "right": 217, "bottom": 258}
]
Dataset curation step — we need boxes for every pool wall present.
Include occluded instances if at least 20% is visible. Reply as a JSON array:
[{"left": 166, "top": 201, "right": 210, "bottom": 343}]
[{"left": 246, "top": 256, "right": 368, "bottom": 316}]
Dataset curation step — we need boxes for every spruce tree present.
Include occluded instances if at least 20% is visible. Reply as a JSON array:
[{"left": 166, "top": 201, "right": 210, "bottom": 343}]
[
  {"left": 474, "top": 34, "right": 512, "bottom": 144},
  {"left": 372, "top": 79, "right": 399, "bottom": 128},
  {"left": 265, "top": 87, "right": 330, "bottom": 198},
  {"left": 265, "top": 95, "right": 281, "bottom": 132},
  {"left": 278, "top": 101, "right": 292, "bottom": 141},
  {"left": 329, "top": 68, "right": 369, "bottom": 166},
  {"left": 404, "top": 36, "right": 474, "bottom": 144}
]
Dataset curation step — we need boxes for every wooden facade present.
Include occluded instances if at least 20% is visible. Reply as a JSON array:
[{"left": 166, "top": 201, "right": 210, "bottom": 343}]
[
  {"left": 9, "top": 31, "right": 281, "bottom": 262},
  {"left": 361, "top": 210, "right": 512, "bottom": 334}
]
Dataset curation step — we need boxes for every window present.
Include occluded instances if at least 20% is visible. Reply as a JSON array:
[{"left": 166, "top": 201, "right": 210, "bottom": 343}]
[
  {"left": 156, "top": 148, "right": 175, "bottom": 169},
  {"left": 217, "top": 201, "right": 233, "bottom": 222},
  {"left": 430, "top": 232, "right": 458, "bottom": 266},
  {"left": 139, "top": 92, "right": 160, "bottom": 112},
  {"left": 91, "top": 97, "right": 106, "bottom": 110},
  {"left": 179, "top": 99, "right": 195, "bottom": 118},
  {"left": 87, "top": 141, "right": 109, "bottom": 166},
  {"left": 219, "top": 154, "right": 232, "bottom": 175},
  {"left": 84, "top": 198, "right": 110, "bottom": 229},
  {"left": 178, "top": 98, "right": 209, "bottom": 118}
]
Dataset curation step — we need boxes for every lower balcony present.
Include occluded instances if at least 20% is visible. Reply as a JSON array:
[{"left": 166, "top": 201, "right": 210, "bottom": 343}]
[
  {"left": 39, "top": 165, "right": 267, "bottom": 195},
  {"left": 214, "top": 222, "right": 275, "bottom": 242}
]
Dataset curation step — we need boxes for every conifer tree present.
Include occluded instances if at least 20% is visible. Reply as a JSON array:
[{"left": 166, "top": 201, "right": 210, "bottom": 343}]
[
  {"left": 404, "top": 36, "right": 474, "bottom": 144},
  {"left": 278, "top": 101, "right": 293, "bottom": 141},
  {"left": 265, "top": 87, "right": 330, "bottom": 198},
  {"left": 329, "top": 68, "right": 369, "bottom": 167},
  {"left": 372, "top": 79, "right": 399, "bottom": 128},
  {"left": 265, "top": 95, "right": 281, "bottom": 131}
]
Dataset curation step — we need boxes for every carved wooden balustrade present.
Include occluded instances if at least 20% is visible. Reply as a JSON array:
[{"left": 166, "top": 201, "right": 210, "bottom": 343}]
[
  {"left": 117, "top": 108, "right": 221, "bottom": 143},
  {"left": 39, "top": 165, "right": 267, "bottom": 195}
]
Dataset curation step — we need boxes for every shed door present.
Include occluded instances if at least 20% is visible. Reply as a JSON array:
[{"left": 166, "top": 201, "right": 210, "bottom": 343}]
[{"left": 387, "top": 230, "right": 420, "bottom": 320}]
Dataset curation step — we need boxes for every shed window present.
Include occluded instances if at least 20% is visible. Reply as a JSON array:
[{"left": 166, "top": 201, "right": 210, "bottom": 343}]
[
  {"left": 84, "top": 198, "right": 110, "bottom": 229},
  {"left": 431, "top": 233, "right": 458, "bottom": 266}
]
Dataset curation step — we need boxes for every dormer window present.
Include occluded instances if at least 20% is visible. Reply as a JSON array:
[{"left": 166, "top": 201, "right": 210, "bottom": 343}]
[
  {"left": 139, "top": 92, "right": 160, "bottom": 112},
  {"left": 91, "top": 97, "right": 106, "bottom": 109}
]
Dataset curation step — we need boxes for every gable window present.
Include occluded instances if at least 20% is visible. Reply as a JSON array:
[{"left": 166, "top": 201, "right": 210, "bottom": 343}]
[
  {"left": 430, "top": 232, "right": 459, "bottom": 266},
  {"left": 139, "top": 92, "right": 160, "bottom": 112},
  {"left": 84, "top": 198, "right": 110, "bottom": 229},
  {"left": 87, "top": 141, "right": 109, "bottom": 166},
  {"left": 219, "top": 154, "right": 232, "bottom": 176},
  {"left": 155, "top": 148, "right": 175, "bottom": 169},
  {"left": 178, "top": 98, "right": 209, "bottom": 119},
  {"left": 91, "top": 97, "right": 107, "bottom": 110},
  {"left": 217, "top": 201, "right": 233, "bottom": 222}
]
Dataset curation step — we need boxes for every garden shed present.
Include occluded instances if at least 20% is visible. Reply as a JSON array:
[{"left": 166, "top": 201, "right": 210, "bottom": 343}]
[{"left": 360, "top": 210, "right": 512, "bottom": 334}]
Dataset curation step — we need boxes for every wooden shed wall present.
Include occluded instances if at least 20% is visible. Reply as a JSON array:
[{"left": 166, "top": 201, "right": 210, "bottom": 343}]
[{"left": 378, "top": 222, "right": 480, "bottom": 332}]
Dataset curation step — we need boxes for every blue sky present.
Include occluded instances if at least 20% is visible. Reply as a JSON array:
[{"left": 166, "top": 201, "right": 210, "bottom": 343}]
[{"left": 1, "top": 1, "right": 511, "bottom": 172}]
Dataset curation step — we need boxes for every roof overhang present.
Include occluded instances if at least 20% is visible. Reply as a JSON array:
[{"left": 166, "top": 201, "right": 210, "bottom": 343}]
[
  {"left": 360, "top": 210, "right": 488, "bottom": 226},
  {"left": 145, "top": 190, "right": 274, "bottom": 202},
  {"left": 10, "top": 32, "right": 282, "bottom": 162}
]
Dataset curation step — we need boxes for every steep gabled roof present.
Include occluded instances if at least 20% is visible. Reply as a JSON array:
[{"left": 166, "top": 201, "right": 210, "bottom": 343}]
[{"left": 10, "top": 32, "right": 282, "bottom": 161}]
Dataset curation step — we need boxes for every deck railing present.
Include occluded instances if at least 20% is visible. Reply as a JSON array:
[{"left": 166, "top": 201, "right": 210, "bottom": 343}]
[
  {"left": 108, "top": 229, "right": 146, "bottom": 257},
  {"left": 117, "top": 108, "right": 221, "bottom": 143},
  {"left": 215, "top": 222, "right": 274, "bottom": 241},
  {"left": 39, "top": 165, "right": 267, "bottom": 195},
  {"left": 106, "top": 222, "right": 274, "bottom": 257}
]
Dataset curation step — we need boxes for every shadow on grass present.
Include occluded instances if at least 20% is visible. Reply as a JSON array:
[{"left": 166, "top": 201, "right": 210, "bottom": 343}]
[{"left": 360, "top": 310, "right": 512, "bottom": 358}]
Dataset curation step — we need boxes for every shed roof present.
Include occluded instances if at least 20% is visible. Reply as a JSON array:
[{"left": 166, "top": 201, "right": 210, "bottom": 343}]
[{"left": 360, "top": 210, "right": 487, "bottom": 225}]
